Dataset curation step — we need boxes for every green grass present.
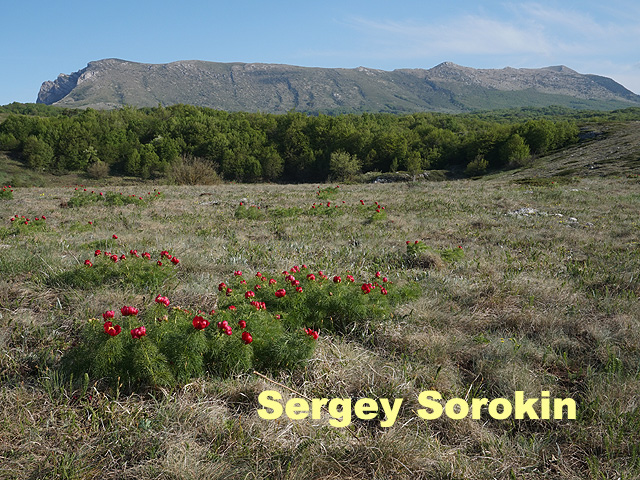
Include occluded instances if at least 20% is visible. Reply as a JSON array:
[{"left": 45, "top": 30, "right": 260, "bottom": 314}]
[{"left": 1, "top": 172, "right": 639, "bottom": 479}]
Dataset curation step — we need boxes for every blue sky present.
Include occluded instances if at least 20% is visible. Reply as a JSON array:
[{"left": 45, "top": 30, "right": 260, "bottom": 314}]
[{"left": 2, "top": 0, "right": 639, "bottom": 105}]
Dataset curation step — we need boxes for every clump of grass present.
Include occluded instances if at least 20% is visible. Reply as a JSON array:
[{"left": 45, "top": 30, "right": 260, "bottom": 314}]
[{"left": 234, "top": 203, "right": 266, "bottom": 220}]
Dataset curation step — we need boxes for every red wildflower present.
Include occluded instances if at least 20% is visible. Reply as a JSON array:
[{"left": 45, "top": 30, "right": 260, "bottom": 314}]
[
  {"left": 155, "top": 295, "right": 170, "bottom": 307},
  {"left": 238, "top": 320, "right": 247, "bottom": 329},
  {"left": 304, "top": 328, "right": 319, "bottom": 340},
  {"left": 131, "top": 326, "right": 146, "bottom": 339},
  {"left": 112, "top": 234, "right": 118, "bottom": 239},
  {"left": 241, "top": 331, "right": 253, "bottom": 344},
  {"left": 94, "top": 249, "right": 101, "bottom": 256},
  {"left": 102, "top": 310, "right": 115, "bottom": 320},
  {"left": 333, "top": 275, "right": 341, "bottom": 283},
  {"left": 84, "top": 259, "right": 93, "bottom": 267},
  {"left": 275, "top": 288, "right": 286, "bottom": 298},
  {"left": 307, "top": 273, "right": 316, "bottom": 281},
  {"left": 121, "top": 305, "right": 139, "bottom": 316},
  {"left": 103, "top": 321, "right": 121, "bottom": 337},
  {"left": 218, "top": 282, "right": 227, "bottom": 291},
  {"left": 245, "top": 290, "right": 255, "bottom": 299},
  {"left": 192, "top": 316, "right": 210, "bottom": 330},
  {"left": 226, "top": 287, "right": 233, "bottom": 296},
  {"left": 171, "top": 257, "right": 180, "bottom": 265},
  {"left": 361, "top": 283, "right": 374, "bottom": 294}
]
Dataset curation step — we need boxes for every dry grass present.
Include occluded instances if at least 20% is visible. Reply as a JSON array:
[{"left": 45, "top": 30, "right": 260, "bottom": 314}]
[{"left": 1, "top": 166, "right": 639, "bottom": 478}]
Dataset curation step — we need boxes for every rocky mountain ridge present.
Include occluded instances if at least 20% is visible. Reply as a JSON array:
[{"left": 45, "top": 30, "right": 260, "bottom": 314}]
[{"left": 37, "top": 59, "right": 640, "bottom": 113}]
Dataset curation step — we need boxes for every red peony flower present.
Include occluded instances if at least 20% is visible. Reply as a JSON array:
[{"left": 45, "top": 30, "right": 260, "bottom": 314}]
[
  {"left": 84, "top": 259, "right": 93, "bottom": 267},
  {"left": 228, "top": 305, "right": 236, "bottom": 311},
  {"left": 155, "top": 295, "right": 170, "bottom": 307},
  {"left": 111, "top": 255, "right": 118, "bottom": 263},
  {"left": 241, "top": 331, "right": 253, "bottom": 344},
  {"left": 238, "top": 320, "right": 247, "bottom": 329},
  {"left": 269, "top": 278, "right": 277, "bottom": 285},
  {"left": 226, "top": 287, "right": 233, "bottom": 296},
  {"left": 307, "top": 273, "right": 316, "bottom": 281},
  {"left": 103, "top": 321, "right": 121, "bottom": 337},
  {"left": 192, "top": 315, "right": 210, "bottom": 330},
  {"left": 275, "top": 288, "right": 286, "bottom": 298},
  {"left": 112, "top": 234, "right": 118, "bottom": 239},
  {"left": 142, "top": 252, "right": 151, "bottom": 260},
  {"left": 346, "top": 275, "right": 355, "bottom": 282},
  {"left": 296, "top": 286, "right": 303, "bottom": 293},
  {"left": 102, "top": 310, "right": 115, "bottom": 320},
  {"left": 94, "top": 249, "right": 101, "bottom": 256},
  {"left": 333, "top": 275, "right": 341, "bottom": 283},
  {"left": 380, "top": 287, "right": 388, "bottom": 295},
  {"left": 361, "top": 283, "right": 373, "bottom": 294},
  {"left": 218, "top": 282, "right": 227, "bottom": 291},
  {"left": 171, "top": 257, "right": 179, "bottom": 265},
  {"left": 304, "top": 327, "right": 319, "bottom": 340},
  {"left": 131, "top": 326, "right": 146, "bottom": 339},
  {"left": 157, "top": 261, "right": 162, "bottom": 266},
  {"left": 245, "top": 290, "right": 255, "bottom": 299},
  {"left": 121, "top": 305, "right": 139, "bottom": 316},
  {"left": 234, "top": 270, "right": 243, "bottom": 276}
]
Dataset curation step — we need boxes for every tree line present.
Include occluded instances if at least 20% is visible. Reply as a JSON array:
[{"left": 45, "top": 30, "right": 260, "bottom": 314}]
[{"left": 1, "top": 102, "right": 625, "bottom": 182}]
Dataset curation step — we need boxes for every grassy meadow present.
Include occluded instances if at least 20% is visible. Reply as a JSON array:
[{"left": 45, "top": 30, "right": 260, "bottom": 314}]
[{"left": 1, "top": 166, "right": 639, "bottom": 478}]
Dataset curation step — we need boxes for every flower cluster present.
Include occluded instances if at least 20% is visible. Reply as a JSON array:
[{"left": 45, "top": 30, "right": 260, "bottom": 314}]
[
  {"left": 304, "top": 327, "right": 319, "bottom": 340},
  {"left": 7, "top": 214, "right": 47, "bottom": 226},
  {"left": 66, "top": 261, "right": 419, "bottom": 390},
  {"left": 1, "top": 185, "right": 13, "bottom": 200}
]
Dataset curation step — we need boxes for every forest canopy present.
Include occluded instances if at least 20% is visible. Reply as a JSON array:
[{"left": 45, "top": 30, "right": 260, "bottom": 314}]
[{"left": 2, "top": 103, "right": 638, "bottom": 182}]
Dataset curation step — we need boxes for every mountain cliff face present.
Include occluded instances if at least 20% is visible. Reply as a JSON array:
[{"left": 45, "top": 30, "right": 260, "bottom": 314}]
[{"left": 37, "top": 59, "right": 640, "bottom": 113}]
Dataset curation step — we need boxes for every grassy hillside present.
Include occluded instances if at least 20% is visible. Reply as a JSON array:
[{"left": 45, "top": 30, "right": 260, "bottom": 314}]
[{"left": 1, "top": 142, "right": 639, "bottom": 478}]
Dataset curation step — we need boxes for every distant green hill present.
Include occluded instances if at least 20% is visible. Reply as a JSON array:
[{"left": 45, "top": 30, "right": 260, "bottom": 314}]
[{"left": 37, "top": 59, "right": 640, "bottom": 114}]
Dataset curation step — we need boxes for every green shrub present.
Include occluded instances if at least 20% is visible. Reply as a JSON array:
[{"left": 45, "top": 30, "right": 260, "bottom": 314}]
[
  {"left": 1, "top": 185, "right": 13, "bottom": 200},
  {"left": 48, "top": 246, "right": 179, "bottom": 292},
  {"left": 65, "top": 189, "right": 162, "bottom": 208},
  {"left": 64, "top": 265, "right": 420, "bottom": 390}
]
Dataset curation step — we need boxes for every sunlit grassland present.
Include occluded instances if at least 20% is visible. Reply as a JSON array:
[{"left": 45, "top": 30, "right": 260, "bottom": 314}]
[{"left": 0, "top": 175, "right": 639, "bottom": 479}]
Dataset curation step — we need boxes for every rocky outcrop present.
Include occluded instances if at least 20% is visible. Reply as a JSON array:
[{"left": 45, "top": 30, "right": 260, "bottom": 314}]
[{"left": 37, "top": 68, "right": 85, "bottom": 105}]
